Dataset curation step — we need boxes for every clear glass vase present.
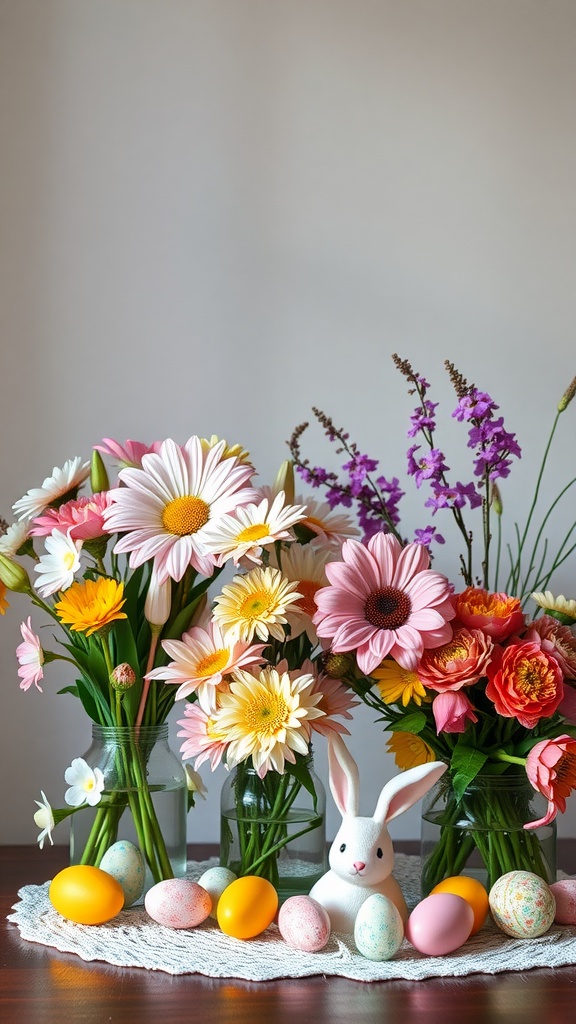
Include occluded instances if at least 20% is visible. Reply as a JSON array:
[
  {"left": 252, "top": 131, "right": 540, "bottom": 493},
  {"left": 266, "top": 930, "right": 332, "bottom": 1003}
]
[
  {"left": 70, "top": 724, "right": 188, "bottom": 891},
  {"left": 220, "top": 755, "right": 327, "bottom": 902},
  {"left": 420, "top": 770, "right": 557, "bottom": 895}
]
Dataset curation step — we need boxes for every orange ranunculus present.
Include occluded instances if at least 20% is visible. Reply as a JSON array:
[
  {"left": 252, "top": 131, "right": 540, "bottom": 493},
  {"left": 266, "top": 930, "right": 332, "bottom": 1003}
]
[
  {"left": 454, "top": 587, "right": 525, "bottom": 642},
  {"left": 485, "top": 640, "right": 564, "bottom": 728},
  {"left": 525, "top": 735, "right": 576, "bottom": 828},
  {"left": 416, "top": 627, "right": 493, "bottom": 692}
]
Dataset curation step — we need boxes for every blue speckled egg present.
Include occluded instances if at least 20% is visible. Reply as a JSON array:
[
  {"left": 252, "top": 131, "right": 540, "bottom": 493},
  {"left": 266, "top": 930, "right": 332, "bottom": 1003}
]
[
  {"left": 100, "top": 840, "right": 145, "bottom": 907},
  {"left": 354, "top": 893, "right": 404, "bottom": 961}
]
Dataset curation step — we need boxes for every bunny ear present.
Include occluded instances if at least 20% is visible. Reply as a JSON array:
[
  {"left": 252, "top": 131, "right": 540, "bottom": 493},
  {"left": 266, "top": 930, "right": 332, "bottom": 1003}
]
[
  {"left": 327, "top": 734, "right": 360, "bottom": 817},
  {"left": 373, "top": 761, "right": 447, "bottom": 824}
]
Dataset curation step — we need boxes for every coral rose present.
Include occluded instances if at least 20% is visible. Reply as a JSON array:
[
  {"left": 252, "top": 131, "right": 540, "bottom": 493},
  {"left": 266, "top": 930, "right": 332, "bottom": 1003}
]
[
  {"left": 525, "top": 735, "right": 576, "bottom": 828},
  {"left": 455, "top": 587, "right": 525, "bottom": 641},
  {"left": 416, "top": 627, "right": 493, "bottom": 692},
  {"left": 485, "top": 640, "right": 564, "bottom": 728}
]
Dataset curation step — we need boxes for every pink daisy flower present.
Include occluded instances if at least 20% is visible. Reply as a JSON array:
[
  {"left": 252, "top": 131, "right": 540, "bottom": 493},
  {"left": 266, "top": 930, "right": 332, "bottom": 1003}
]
[
  {"left": 313, "top": 533, "right": 455, "bottom": 675},
  {"left": 146, "top": 619, "right": 266, "bottom": 710},
  {"left": 102, "top": 437, "right": 255, "bottom": 583},
  {"left": 16, "top": 617, "right": 45, "bottom": 692},
  {"left": 30, "top": 492, "right": 113, "bottom": 540},
  {"left": 177, "top": 702, "right": 229, "bottom": 771}
]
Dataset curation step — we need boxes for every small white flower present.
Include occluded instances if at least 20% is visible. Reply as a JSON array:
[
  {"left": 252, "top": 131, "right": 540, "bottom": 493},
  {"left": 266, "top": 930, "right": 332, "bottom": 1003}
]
[
  {"left": 33, "top": 791, "right": 55, "bottom": 849},
  {"left": 64, "top": 758, "right": 105, "bottom": 807},
  {"left": 185, "top": 764, "right": 207, "bottom": 800},
  {"left": 34, "top": 529, "right": 82, "bottom": 598},
  {"left": 0, "top": 520, "right": 30, "bottom": 557},
  {"left": 13, "top": 457, "right": 90, "bottom": 520}
]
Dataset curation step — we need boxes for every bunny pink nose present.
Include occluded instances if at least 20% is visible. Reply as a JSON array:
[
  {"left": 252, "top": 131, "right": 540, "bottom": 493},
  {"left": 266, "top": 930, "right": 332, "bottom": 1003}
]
[{"left": 353, "top": 862, "right": 366, "bottom": 872}]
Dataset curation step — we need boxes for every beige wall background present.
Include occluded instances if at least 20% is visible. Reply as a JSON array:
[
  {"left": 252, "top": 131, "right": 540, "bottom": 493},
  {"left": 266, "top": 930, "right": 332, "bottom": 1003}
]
[{"left": 1, "top": 0, "right": 575, "bottom": 847}]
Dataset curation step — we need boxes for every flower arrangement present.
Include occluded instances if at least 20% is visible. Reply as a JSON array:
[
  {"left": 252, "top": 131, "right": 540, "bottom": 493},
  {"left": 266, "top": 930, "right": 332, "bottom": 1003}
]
[
  {"left": 0, "top": 436, "right": 358, "bottom": 890},
  {"left": 288, "top": 356, "right": 576, "bottom": 890}
]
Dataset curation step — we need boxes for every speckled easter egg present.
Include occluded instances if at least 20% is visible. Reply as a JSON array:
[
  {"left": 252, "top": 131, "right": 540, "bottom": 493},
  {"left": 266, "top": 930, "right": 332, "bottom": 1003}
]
[
  {"left": 354, "top": 893, "right": 404, "bottom": 961},
  {"left": 278, "top": 896, "right": 331, "bottom": 952},
  {"left": 197, "top": 866, "right": 237, "bottom": 919},
  {"left": 549, "top": 879, "right": 576, "bottom": 925},
  {"left": 100, "top": 841, "right": 145, "bottom": 908},
  {"left": 145, "top": 878, "right": 212, "bottom": 929},
  {"left": 489, "top": 871, "right": 556, "bottom": 938}
]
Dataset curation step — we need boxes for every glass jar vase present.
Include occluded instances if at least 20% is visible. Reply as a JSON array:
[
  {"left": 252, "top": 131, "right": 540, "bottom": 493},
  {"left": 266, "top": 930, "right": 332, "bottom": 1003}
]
[
  {"left": 70, "top": 724, "right": 188, "bottom": 891},
  {"left": 220, "top": 756, "right": 327, "bottom": 902},
  {"left": 420, "top": 770, "right": 557, "bottom": 895}
]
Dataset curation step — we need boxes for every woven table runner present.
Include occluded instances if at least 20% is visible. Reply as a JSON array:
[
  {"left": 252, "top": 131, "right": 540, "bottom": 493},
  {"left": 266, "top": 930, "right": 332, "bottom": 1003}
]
[{"left": 8, "top": 854, "right": 576, "bottom": 982}]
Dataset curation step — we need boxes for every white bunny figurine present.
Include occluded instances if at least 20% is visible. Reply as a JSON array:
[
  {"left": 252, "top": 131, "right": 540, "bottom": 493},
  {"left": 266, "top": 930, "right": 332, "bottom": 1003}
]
[{"left": 309, "top": 733, "right": 447, "bottom": 934}]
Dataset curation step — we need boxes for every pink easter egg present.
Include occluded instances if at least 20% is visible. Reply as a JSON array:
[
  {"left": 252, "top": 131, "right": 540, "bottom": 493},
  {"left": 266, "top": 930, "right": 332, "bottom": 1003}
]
[
  {"left": 549, "top": 879, "right": 576, "bottom": 925},
  {"left": 145, "top": 878, "right": 212, "bottom": 929},
  {"left": 278, "top": 895, "right": 331, "bottom": 952},
  {"left": 405, "top": 893, "right": 474, "bottom": 956}
]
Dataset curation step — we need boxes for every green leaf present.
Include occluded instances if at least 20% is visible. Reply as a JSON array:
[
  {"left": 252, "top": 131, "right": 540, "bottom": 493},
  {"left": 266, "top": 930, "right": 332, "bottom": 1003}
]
[
  {"left": 288, "top": 759, "right": 319, "bottom": 809},
  {"left": 450, "top": 745, "right": 488, "bottom": 800},
  {"left": 387, "top": 711, "right": 427, "bottom": 735},
  {"left": 57, "top": 685, "right": 80, "bottom": 698}
]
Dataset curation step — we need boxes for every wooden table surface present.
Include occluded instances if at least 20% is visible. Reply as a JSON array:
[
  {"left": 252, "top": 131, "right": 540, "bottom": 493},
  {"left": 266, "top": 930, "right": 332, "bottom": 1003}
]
[{"left": 2, "top": 842, "right": 576, "bottom": 1024}]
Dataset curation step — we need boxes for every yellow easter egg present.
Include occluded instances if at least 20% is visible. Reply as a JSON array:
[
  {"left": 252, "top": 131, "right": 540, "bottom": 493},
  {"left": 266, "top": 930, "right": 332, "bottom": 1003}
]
[
  {"left": 430, "top": 875, "right": 489, "bottom": 934},
  {"left": 49, "top": 865, "right": 125, "bottom": 924},
  {"left": 217, "top": 875, "right": 278, "bottom": 939}
]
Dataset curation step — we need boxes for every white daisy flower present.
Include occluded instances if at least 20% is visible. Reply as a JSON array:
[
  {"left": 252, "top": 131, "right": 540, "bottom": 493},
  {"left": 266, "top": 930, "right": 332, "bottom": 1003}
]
[
  {"left": 64, "top": 758, "right": 105, "bottom": 807},
  {"left": 33, "top": 791, "right": 55, "bottom": 849},
  {"left": 13, "top": 457, "right": 90, "bottom": 521},
  {"left": 201, "top": 492, "right": 307, "bottom": 566},
  {"left": 296, "top": 496, "right": 359, "bottom": 549},
  {"left": 34, "top": 529, "right": 82, "bottom": 598},
  {"left": 271, "top": 542, "right": 335, "bottom": 642},
  {"left": 0, "top": 520, "right": 30, "bottom": 557}
]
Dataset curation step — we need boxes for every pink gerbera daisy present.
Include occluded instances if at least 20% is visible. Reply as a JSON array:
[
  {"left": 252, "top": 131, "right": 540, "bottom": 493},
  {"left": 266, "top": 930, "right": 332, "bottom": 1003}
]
[
  {"left": 16, "top": 617, "right": 45, "bottom": 692},
  {"left": 102, "top": 437, "right": 255, "bottom": 583},
  {"left": 313, "top": 533, "right": 455, "bottom": 674},
  {"left": 30, "top": 492, "right": 113, "bottom": 540},
  {"left": 94, "top": 438, "right": 162, "bottom": 469},
  {"left": 177, "top": 702, "right": 229, "bottom": 771}
]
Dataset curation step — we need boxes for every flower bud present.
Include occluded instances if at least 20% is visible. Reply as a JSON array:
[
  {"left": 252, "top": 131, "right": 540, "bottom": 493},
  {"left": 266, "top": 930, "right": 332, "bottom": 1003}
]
[
  {"left": 144, "top": 573, "right": 171, "bottom": 628},
  {"left": 321, "top": 651, "right": 353, "bottom": 679},
  {"left": 490, "top": 482, "right": 503, "bottom": 516},
  {"left": 110, "top": 663, "right": 137, "bottom": 691},
  {"left": 273, "top": 460, "right": 295, "bottom": 505},
  {"left": 90, "top": 449, "right": 110, "bottom": 493},
  {"left": 0, "top": 553, "right": 33, "bottom": 594},
  {"left": 558, "top": 375, "right": 576, "bottom": 413}
]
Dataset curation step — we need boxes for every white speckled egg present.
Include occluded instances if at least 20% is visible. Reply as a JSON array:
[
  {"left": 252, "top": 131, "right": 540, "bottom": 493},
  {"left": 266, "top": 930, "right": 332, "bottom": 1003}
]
[
  {"left": 99, "top": 840, "right": 145, "bottom": 908},
  {"left": 550, "top": 879, "right": 576, "bottom": 925},
  {"left": 489, "top": 871, "right": 556, "bottom": 938},
  {"left": 278, "top": 896, "right": 331, "bottom": 952},
  {"left": 354, "top": 894, "right": 404, "bottom": 961},
  {"left": 145, "top": 878, "right": 212, "bottom": 929},
  {"left": 196, "top": 866, "right": 237, "bottom": 919}
]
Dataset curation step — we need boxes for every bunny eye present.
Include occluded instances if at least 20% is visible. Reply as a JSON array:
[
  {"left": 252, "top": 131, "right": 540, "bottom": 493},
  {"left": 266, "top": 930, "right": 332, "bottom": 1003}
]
[
  {"left": 339, "top": 843, "right": 346, "bottom": 853},
  {"left": 377, "top": 847, "right": 383, "bottom": 858}
]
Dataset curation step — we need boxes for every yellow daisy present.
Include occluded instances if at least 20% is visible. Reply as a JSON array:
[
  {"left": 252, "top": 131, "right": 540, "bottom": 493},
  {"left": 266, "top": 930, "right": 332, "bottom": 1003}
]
[
  {"left": 212, "top": 566, "right": 302, "bottom": 643},
  {"left": 531, "top": 590, "right": 576, "bottom": 625},
  {"left": 371, "top": 659, "right": 430, "bottom": 707},
  {"left": 54, "top": 577, "right": 127, "bottom": 636},
  {"left": 216, "top": 666, "right": 324, "bottom": 776},
  {"left": 386, "top": 731, "right": 437, "bottom": 770}
]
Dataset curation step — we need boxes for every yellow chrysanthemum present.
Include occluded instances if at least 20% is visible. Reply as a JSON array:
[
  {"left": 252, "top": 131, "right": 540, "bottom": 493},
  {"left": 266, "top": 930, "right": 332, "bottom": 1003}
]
[
  {"left": 54, "top": 577, "right": 127, "bottom": 636},
  {"left": 0, "top": 580, "right": 8, "bottom": 615},
  {"left": 212, "top": 566, "right": 302, "bottom": 643},
  {"left": 371, "top": 660, "right": 430, "bottom": 707},
  {"left": 386, "top": 731, "right": 437, "bottom": 770}
]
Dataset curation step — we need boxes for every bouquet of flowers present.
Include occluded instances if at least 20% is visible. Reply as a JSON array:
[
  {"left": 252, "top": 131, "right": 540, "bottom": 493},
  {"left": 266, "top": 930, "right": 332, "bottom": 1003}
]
[
  {"left": 0, "top": 436, "right": 358, "bottom": 891},
  {"left": 288, "top": 356, "right": 576, "bottom": 890}
]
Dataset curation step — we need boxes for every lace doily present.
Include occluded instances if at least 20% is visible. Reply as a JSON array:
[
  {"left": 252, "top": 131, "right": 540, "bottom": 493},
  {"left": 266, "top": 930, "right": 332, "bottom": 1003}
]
[{"left": 8, "top": 855, "right": 576, "bottom": 982}]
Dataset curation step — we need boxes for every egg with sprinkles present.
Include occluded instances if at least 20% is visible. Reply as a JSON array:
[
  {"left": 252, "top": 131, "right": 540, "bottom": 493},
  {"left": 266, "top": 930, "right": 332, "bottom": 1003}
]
[
  {"left": 489, "top": 870, "right": 556, "bottom": 938},
  {"left": 100, "top": 840, "right": 145, "bottom": 908},
  {"left": 354, "top": 893, "right": 404, "bottom": 961},
  {"left": 278, "top": 896, "right": 331, "bottom": 952}
]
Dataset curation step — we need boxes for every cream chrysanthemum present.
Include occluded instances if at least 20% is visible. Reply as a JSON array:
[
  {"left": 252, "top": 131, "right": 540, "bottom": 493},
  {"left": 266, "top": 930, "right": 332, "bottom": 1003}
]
[
  {"left": 13, "top": 457, "right": 90, "bottom": 520},
  {"left": 202, "top": 492, "right": 307, "bottom": 566},
  {"left": 0, "top": 520, "right": 30, "bottom": 557},
  {"left": 212, "top": 566, "right": 302, "bottom": 643},
  {"left": 102, "top": 436, "right": 255, "bottom": 583},
  {"left": 216, "top": 666, "right": 324, "bottom": 776},
  {"left": 532, "top": 591, "right": 576, "bottom": 625}
]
